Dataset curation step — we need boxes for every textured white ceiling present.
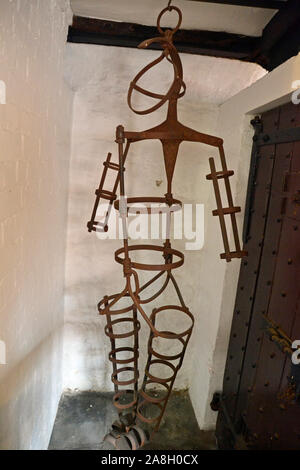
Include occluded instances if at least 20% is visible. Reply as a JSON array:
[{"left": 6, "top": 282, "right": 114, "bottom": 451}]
[{"left": 70, "top": 0, "right": 276, "bottom": 37}]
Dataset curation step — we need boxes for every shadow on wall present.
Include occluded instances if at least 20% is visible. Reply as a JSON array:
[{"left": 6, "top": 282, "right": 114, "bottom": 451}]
[{"left": 0, "top": 327, "right": 64, "bottom": 450}]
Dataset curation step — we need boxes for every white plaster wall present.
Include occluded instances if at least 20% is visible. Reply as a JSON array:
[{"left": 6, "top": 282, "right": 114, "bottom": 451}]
[
  {"left": 71, "top": 0, "right": 275, "bottom": 37},
  {"left": 63, "top": 42, "right": 265, "bottom": 407},
  {"left": 0, "top": 0, "right": 73, "bottom": 449},
  {"left": 189, "top": 53, "right": 300, "bottom": 429}
]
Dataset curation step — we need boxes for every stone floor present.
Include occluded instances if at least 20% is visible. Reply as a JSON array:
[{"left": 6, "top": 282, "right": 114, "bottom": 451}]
[{"left": 49, "top": 390, "right": 216, "bottom": 450}]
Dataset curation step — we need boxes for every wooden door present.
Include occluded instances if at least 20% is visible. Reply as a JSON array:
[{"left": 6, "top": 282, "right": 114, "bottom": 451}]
[{"left": 215, "top": 101, "right": 300, "bottom": 450}]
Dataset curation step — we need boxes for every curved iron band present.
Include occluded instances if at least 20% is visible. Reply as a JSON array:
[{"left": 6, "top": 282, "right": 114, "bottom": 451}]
[
  {"left": 150, "top": 305, "right": 194, "bottom": 339},
  {"left": 104, "top": 317, "right": 141, "bottom": 339},
  {"left": 127, "top": 33, "right": 185, "bottom": 115},
  {"left": 128, "top": 73, "right": 185, "bottom": 115},
  {"left": 129, "top": 425, "right": 148, "bottom": 448},
  {"left": 97, "top": 271, "right": 169, "bottom": 315},
  {"left": 114, "top": 196, "right": 182, "bottom": 214},
  {"left": 98, "top": 270, "right": 183, "bottom": 313},
  {"left": 127, "top": 284, "right": 186, "bottom": 338},
  {"left": 113, "top": 389, "right": 137, "bottom": 411},
  {"left": 98, "top": 292, "right": 134, "bottom": 315},
  {"left": 139, "top": 273, "right": 170, "bottom": 305},
  {"left": 111, "top": 366, "right": 139, "bottom": 386},
  {"left": 145, "top": 359, "right": 177, "bottom": 384},
  {"left": 124, "top": 431, "right": 139, "bottom": 451},
  {"left": 138, "top": 305, "right": 195, "bottom": 432},
  {"left": 109, "top": 346, "right": 139, "bottom": 365},
  {"left": 137, "top": 400, "right": 163, "bottom": 424},
  {"left": 148, "top": 333, "right": 186, "bottom": 361},
  {"left": 140, "top": 380, "right": 170, "bottom": 404},
  {"left": 135, "top": 270, "right": 166, "bottom": 298},
  {"left": 98, "top": 270, "right": 140, "bottom": 315},
  {"left": 115, "top": 244, "right": 184, "bottom": 272},
  {"left": 128, "top": 268, "right": 185, "bottom": 307}
]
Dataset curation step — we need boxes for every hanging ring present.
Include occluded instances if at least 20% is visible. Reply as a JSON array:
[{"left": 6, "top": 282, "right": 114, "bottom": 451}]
[{"left": 157, "top": 6, "right": 182, "bottom": 36}]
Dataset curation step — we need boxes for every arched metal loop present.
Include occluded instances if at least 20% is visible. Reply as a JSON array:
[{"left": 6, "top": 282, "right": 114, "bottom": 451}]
[
  {"left": 157, "top": 6, "right": 182, "bottom": 36},
  {"left": 127, "top": 44, "right": 186, "bottom": 115}
]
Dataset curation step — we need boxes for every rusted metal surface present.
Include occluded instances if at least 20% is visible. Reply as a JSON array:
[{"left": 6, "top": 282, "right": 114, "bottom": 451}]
[{"left": 87, "top": 2, "right": 244, "bottom": 450}]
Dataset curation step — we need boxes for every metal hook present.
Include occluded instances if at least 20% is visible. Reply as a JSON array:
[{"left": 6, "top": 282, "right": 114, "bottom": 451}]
[{"left": 167, "top": 0, "right": 172, "bottom": 11}]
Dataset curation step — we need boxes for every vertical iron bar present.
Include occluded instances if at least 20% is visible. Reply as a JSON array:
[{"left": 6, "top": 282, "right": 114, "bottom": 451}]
[
  {"left": 218, "top": 145, "right": 241, "bottom": 253},
  {"left": 209, "top": 157, "right": 231, "bottom": 261}
]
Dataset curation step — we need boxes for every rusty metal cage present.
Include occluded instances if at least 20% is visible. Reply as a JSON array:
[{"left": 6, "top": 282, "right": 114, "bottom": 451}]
[{"left": 87, "top": 2, "right": 246, "bottom": 450}]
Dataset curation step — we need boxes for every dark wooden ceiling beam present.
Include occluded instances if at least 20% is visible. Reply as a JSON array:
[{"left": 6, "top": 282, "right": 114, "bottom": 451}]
[
  {"left": 253, "top": 0, "right": 300, "bottom": 69},
  {"left": 187, "top": 0, "right": 286, "bottom": 9},
  {"left": 67, "top": 0, "right": 300, "bottom": 71},
  {"left": 68, "top": 16, "right": 260, "bottom": 61}
]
